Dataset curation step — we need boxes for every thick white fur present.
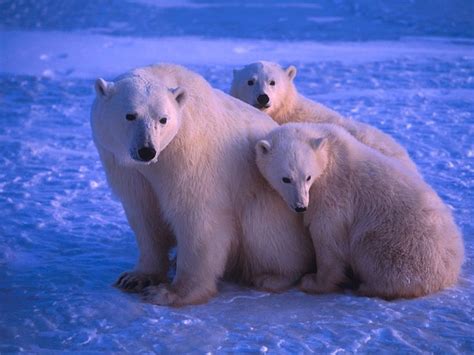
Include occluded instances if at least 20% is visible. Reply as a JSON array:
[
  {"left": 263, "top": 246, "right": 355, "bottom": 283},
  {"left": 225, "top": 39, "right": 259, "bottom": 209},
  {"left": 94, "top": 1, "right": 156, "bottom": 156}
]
[
  {"left": 256, "top": 123, "right": 464, "bottom": 299},
  {"left": 91, "top": 65, "right": 314, "bottom": 306},
  {"left": 231, "top": 61, "right": 418, "bottom": 172}
]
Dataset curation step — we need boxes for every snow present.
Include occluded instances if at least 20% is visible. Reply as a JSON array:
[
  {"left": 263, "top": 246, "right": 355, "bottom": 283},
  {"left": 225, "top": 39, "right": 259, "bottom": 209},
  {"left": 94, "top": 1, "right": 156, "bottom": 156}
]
[
  {"left": 2, "top": 30, "right": 473, "bottom": 79},
  {"left": 0, "top": 0, "right": 473, "bottom": 352}
]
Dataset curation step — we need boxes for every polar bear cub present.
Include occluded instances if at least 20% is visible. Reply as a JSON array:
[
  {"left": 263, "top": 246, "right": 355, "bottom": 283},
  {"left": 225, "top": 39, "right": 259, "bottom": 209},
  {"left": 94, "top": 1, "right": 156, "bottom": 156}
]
[
  {"left": 255, "top": 123, "right": 464, "bottom": 299},
  {"left": 231, "top": 61, "right": 418, "bottom": 173}
]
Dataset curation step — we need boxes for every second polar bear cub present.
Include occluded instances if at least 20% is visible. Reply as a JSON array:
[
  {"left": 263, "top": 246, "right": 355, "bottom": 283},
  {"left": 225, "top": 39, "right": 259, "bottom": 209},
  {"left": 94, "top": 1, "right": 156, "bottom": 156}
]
[
  {"left": 255, "top": 123, "right": 464, "bottom": 299},
  {"left": 231, "top": 61, "right": 418, "bottom": 172}
]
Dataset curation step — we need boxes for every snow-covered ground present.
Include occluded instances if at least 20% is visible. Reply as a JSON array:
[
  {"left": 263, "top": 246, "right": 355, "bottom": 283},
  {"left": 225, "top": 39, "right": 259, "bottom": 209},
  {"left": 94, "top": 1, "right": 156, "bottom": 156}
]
[{"left": 1, "top": 0, "right": 473, "bottom": 352}]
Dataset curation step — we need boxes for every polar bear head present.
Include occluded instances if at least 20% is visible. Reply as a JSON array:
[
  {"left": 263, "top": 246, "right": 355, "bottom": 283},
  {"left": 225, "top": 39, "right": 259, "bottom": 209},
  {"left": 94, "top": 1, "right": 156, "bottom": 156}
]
[
  {"left": 91, "top": 74, "right": 186, "bottom": 166},
  {"left": 230, "top": 61, "right": 297, "bottom": 117},
  {"left": 255, "top": 125, "right": 327, "bottom": 213}
]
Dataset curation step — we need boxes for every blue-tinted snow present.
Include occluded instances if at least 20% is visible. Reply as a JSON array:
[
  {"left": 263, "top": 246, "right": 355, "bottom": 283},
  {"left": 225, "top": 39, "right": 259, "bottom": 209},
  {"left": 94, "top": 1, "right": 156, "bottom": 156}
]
[{"left": 0, "top": 0, "right": 473, "bottom": 353}]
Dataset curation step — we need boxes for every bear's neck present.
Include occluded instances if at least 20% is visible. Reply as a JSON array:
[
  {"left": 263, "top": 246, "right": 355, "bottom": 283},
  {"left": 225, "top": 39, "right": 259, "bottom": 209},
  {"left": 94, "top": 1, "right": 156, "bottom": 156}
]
[
  {"left": 153, "top": 97, "right": 244, "bottom": 186},
  {"left": 161, "top": 114, "right": 214, "bottom": 167},
  {"left": 314, "top": 136, "right": 354, "bottom": 198},
  {"left": 270, "top": 84, "right": 299, "bottom": 124},
  {"left": 272, "top": 87, "right": 343, "bottom": 126}
]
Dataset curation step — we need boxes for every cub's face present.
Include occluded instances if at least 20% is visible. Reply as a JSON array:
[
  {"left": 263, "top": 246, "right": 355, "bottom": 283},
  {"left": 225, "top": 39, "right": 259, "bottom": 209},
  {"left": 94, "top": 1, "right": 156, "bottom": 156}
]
[
  {"left": 255, "top": 135, "right": 325, "bottom": 213},
  {"left": 91, "top": 76, "right": 186, "bottom": 166},
  {"left": 231, "top": 62, "right": 297, "bottom": 117}
]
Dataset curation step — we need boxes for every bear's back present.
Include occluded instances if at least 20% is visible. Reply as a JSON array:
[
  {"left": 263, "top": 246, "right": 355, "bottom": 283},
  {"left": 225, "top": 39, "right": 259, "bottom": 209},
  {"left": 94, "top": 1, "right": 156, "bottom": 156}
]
[
  {"left": 139, "top": 64, "right": 277, "bottom": 137},
  {"left": 139, "top": 64, "right": 278, "bottom": 197}
]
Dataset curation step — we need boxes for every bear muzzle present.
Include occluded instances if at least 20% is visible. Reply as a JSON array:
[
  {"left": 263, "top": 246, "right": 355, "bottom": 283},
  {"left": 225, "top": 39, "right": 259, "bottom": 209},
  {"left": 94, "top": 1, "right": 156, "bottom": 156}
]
[
  {"left": 254, "top": 94, "right": 271, "bottom": 109},
  {"left": 137, "top": 146, "right": 157, "bottom": 162},
  {"left": 293, "top": 201, "right": 308, "bottom": 213},
  {"left": 294, "top": 206, "right": 307, "bottom": 213}
]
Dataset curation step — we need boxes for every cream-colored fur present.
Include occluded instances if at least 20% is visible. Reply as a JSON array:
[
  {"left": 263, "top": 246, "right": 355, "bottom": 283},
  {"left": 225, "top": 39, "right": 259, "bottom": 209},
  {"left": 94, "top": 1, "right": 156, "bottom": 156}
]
[
  {"left": 91, "top": 64, "right": 314, "bottom": 306},
  {"left": 255, "top": 123, "right": 464, "bottom": 299},
  {"left": 231, "top": 61, "right": 418, "bottom": 172}
]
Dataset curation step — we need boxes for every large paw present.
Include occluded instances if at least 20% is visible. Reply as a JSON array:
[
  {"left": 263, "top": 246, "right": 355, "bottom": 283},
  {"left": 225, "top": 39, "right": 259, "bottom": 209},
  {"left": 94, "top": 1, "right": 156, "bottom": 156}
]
[
  {"left": 141, "top": 284, "right": 216, "bottom": 307},
  {"left": 253, "top": 274, "right": 297, "bottom": 292},
  {"left": 114, "top": 271, "right": 163, "bottom": 293},
  {"left": 141, "top": 284, "right": 180, "bottom": 306},
  {"left": 298, "top": 273, "right": 337, "bottom": 294}
]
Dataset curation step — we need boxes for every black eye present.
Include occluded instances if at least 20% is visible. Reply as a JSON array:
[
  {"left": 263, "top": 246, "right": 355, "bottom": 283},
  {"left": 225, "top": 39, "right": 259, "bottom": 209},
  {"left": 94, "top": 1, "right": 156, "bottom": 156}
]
[
  {"left": 126, "top": 113, "right": 137, "bottom": 121},
  {"left": 269, "top": 80, "right": 275, "bottom": 86},
  {"left": 247, "top": 79, "right": 254, "bottom": 86},
  {"left": 159, "top": 117, "right": 167, "bottom": 125},
  {"left": 306, "top": 176, "right": 311, "bottom": 181},
  {"left": 282, "top": 177, "right": 291, "bottom": 184}
]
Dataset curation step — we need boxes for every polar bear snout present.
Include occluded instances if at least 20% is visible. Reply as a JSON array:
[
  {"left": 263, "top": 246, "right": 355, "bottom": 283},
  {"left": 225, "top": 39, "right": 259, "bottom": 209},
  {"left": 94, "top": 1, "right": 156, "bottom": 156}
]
[
  {"left": 294, "top": 200, "right": 308, "bottom": 213},
  {"left": 137, "top": 146, "right": 157, "bottom": 162},
  {"left": 294, "top": 206, "right": 307, "bottom": 213},
  {"left": 256, "top": 94, "right": 270, "bottom": 108}
]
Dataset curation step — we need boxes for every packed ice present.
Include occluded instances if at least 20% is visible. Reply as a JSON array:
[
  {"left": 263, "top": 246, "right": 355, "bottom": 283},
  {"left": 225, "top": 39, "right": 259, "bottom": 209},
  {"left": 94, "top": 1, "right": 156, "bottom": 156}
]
[{"left": 0, "top": 0, "right": 473, "bottom": 352}]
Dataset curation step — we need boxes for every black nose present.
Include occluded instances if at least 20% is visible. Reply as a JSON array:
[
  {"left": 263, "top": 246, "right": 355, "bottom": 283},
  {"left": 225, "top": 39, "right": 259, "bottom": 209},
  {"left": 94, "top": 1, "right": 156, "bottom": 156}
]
[
  {"left": 138, "top": 147, "right": 156, "bottom": 162},
  {"left": 257, "top": 94, "right": 269, "bottom": 105},
  {"left": 295, "top": 206, "right": 307, "bottom": 213}
]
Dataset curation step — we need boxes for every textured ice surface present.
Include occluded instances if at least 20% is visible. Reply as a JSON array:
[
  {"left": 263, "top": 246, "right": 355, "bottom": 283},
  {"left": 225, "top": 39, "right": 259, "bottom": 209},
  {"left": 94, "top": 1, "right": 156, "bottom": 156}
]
[{"left": 1, "top": 0, "right": 473, "bottom": 353}]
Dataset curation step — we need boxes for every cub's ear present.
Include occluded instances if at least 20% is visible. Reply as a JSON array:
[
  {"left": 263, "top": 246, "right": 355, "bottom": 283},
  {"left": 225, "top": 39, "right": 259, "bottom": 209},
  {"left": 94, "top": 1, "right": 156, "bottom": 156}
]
[
  {"left": 171, "top": 87, "right": 187, "bottom": 107},
  {"left": 256, "top": 140, "right": 272, "bottom": 155},
  {"left": 233, "top": 67, "right": 244, "bottom": 77},
  {"left": 95, "top": 78, "right": 114, "bottom": 97},
  {"left": 285, "top": 65, "right": 297, "bottom": 81},
  {"left": 309, "top": 137, "right": 325, "bottom": 150}
]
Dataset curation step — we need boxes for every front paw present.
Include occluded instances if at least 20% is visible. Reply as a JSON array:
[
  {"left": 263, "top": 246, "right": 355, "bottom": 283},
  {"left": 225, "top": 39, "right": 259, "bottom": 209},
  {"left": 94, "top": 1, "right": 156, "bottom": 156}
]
[
  {"left": 141, "top": 284, "right": 180, "bottom": 306},
  {"left": 299, "top": 273, "right": 337, "bottom": 294},
  {"left": 114, "top": 271, "right": 163, "bottom": 293},
  {"left": 141, "top": 283, "right": 216, "bottom": 307}
]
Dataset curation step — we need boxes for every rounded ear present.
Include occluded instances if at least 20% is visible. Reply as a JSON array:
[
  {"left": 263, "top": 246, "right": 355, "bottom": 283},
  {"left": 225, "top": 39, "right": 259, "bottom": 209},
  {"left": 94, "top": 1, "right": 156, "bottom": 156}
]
[
  {"left": 95, "top": 78, "right": 114, "bottom": 97},
  {"left": 171, "top": 87, "right": 187, "bottom": 107},
  {"left": 256, "top": 139, "right": 272, "bottom": 155},
  {"left": 232, "top": 67, "right": 244, "bottom": 77},
  {"left": 285, "top": 65, "right": 297, "bottom": 81},
  {"left": 309, "top": 137, "right": 325, "bottom": 150}
]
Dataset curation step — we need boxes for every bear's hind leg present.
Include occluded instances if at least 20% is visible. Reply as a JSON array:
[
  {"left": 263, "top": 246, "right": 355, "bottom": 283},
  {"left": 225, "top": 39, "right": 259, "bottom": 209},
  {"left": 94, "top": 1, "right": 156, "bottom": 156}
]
[
  {"left": 299, "top": 251, "right": 346, "bottom": 294},
  {"left": 253, "top": 273, "right": 300, "bottom": 292},
  {"left": 299, "top": 220, "right": 348, "bottom": 294}
]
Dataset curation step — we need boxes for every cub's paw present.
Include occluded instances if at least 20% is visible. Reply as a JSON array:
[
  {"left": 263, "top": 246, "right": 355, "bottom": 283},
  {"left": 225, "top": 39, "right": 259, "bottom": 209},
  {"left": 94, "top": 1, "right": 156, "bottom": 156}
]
[
  {"left": 298, "top": 273, "right": 336, "bottom": 294},
  {"left": 253, "top": 274, "right": 296, "bottom": 292},
  {"left": 114, "top": 271, "right": 163, "bottom": 293}
]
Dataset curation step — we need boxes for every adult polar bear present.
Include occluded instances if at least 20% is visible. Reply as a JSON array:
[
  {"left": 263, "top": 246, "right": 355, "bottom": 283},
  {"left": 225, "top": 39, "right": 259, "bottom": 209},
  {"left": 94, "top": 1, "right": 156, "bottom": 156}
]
[
  {"left": 91, "top": 64, "right": 314, "bottom": 306},
  {"left": 230, "top": 61, "right": 418, "bottom": 172}
]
